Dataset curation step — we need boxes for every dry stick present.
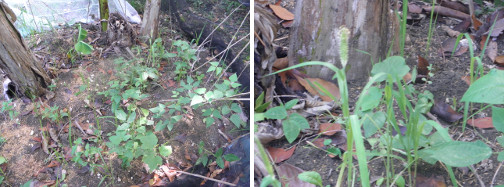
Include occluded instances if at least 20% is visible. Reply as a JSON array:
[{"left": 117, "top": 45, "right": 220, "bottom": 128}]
[
  {"left": 175, "top": 170, "right": 236, "bottom": 186},
  {"left": 491, "top": 161, "right": 503, "bottom": 187},
  {"left": 192, "top": 33, "right": 250, "bottom": 73},
  {"left": 210, "top": 41, "right": 250, "bottom": 91},
  {"left": 469, "top": 165, "right": 486, "bottom": 187}
]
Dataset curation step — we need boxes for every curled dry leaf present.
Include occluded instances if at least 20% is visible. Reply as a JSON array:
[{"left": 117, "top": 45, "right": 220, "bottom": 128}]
[
  {"left": 495, "top": 56, "right": 504, "bottom": 66},
  {"left": 311, "top": 138, "right": 326, "bottom": 148},
  {"left": 268, "top": 4, "right": 294, "bottom": 21},
  {"left": 487, "top": 40, "right": 498, "bottom": 62},
  {"left": 461, "top": 76, "right": 471, "bottom": 86},
  {"left": 267, "top": 145, "right": 296, "bottom": 163},
  {"left": 472, "top": 14, "right": 483, "bottom": 30},
  {"left": 467, "top": 117, "right": 493, "bottom": 129},
  {"left": 408, "top": 3, "right": 423, "bottom": 14},
  {"left": 273, "top": 57, "right": 289, "bottom": 69},
  {"left": 276, "top": 163, "right": 316, "bottom": 187},
  {"left": 319, "top": 123, "right": 342, "bottom": 136},
  {"left": 441, "top": 25, "right": 461, "bottom": 37},
  {"left": 484, "top": 18, "right": 504, "bottom": 37},
  {"left": 430, "top": 101, "right": 463, "bottom": 123},
  {"left": 439, "top": 38, "right": 469, "bottom": 57},
  {"left": 417, "top": 55, "right": 430, "bottom": 76},
  {"left": 439, "top": 0, "right": 469, "bottom": 14},
  {"left": 416, "top": 173, "right": 447, "bottom": 187},
  {"left": 294, "top": 75, "right": 341, "bottom": 102}
]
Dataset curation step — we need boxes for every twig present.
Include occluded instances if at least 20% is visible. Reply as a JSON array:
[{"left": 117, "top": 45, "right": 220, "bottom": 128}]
[
  {"left": 470, "top": 165, "right": 486, "bottom": 187},
  {"left": 176, "top": 170, "right": 236, "bottom": 186},
  {"left": 491, "top": 161, "right": 503, "bottom": 187},
  {"left": 73, "top": 120, "right": 88, "bottom": 137}
]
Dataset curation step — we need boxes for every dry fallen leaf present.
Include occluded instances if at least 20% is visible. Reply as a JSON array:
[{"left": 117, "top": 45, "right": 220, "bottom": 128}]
[
  {"left": 416, "top": 174, "right": 447, "bottom": 187},
  {"left": 294, "top": 76, "right": 341, "bottom": 102},
  {"left": 267, "top": 145, "right": 296, "bottom": 163},
  {"left": 430, "top": 101, "right": 463, "bottom": 123},
  {"left": 461, "top": 76, "right": 471, "bottom": 86},
  {"left": 472, "top": 14, "right": 482, "bottom": 31},
  {"left": 311, "top": 138, "right": 326, "bottom": 148},
  {"left": 467, "top": 117, "right": 493, "bottom": 129},
  {"left": 268, "top": 4, "right": 294, "bottom": 21},
  {"left": 276, "top": 163, "right": 316, "bottom": 187},
  {"left": 487, "top": 40, "right": 498, "bottom": 62},
  {"left": 408, "top": 3, "right": 423, "bottom": 14},
  {"left": 485, "top": 18, "right": 504, "bottom": 37},
  {"left": 417, "top": 55, "right": 430, "bottom": 76},
  {"left": 495, "top": 56, "right": 504, "bottom": 66},
  {"left": 441, "top": 25, "right": 461, "bottom": 37},
  {"left": 273, "top": 57, "right": 289, "bottom": 69},
  {"left": 319, "top": 123, "right": 342, "bottom": 136}
]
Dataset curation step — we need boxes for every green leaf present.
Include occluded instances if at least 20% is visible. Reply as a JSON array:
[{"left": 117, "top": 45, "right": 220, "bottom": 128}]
[
  {"left": 283, "top": 118, "right": 301, "bottom": 143},
  {"left": 230, "top": 114, "right": 242, "bottom": 127},
  {"left": 195, "top": 88, "right": 206, "bottom": 94},
  {"left": 289, "top": 113, "right": 310, "bottom": 129},
  {"left": 76, "top": 24, "right": 87, "bottom": 41},
  {"left": 221, "top": 105, "right": 231, "bottom": 115},
  {"left": 231, "top": 103, "right": 242, "bottom": 113},
  {"left": 492, "top": 106, "right": 504, "bottom": 133},
  {"left": 254, "top": 113, "right": 265, "bottom": 122},
  {"left": 461, "top": 69, "right": 504, "bottom": 104},
  {"left": 298, "top": 171, "right": 323, "bottom": 187},
  {"left": 371, "top": 56, "right": 410, "bottom": 82},
  {"left": 229, "top": 73, "right": 238, "bottom": 82},
  {"left": 420, "top": 140, "right": 491, "bottom": 167},
  {"left": 74, "top": 41, "right": 94, "bottom": 55},
  {"left": 0, "top": 156, "right": 6, "bottom": 165},
  {"left": 256, "top": 92, "right": 265, "bottom": 108},
  {"left": 264, "top": 106, "right": 288, "bottom": 120},
  {"left": 362, "top": 111, "right": 386, "bottom": 138},
  {"left": 127, "top": 112, "right": 136, "bottom": 124},
  {"left": 196, "top": 155, "right": 208, "bottom": 166},
  {"left": 190, "top": 95, "right": 205, "bottom": 106},
  {"left": 261, "top": 175, "right": 281, "bottom": 187},
  {"left": 497, "top": 136, "right": 504, "bottom": 146},
  {"left": 159, "top": 145, "right": 173, "bottom": 157},
  {"left": 359, "top": 87, "right": 382, "bottom": 111},
  {"left": 216, "top": 157, "right": 224, "bottom": 169},
  {"left": 205, "top": 117, "right": 215, "bottom": 127},
  {"left": 284, "top": 99, "right": 299, "bottom": 110},
  {"left": 115, "top": 108, "right": 127, "bottom": 121},
  {"left": 142, "top": 154, "right": 162, "bottom": 172},
  {"left": 223, "top": 154, "right": 240, "bottom": 162},
  {"left": 139, "top": 131, "right": 158, "bottom": 150},
  {"left": 498, "top": 151, "right": 504, "bottom": 162}
]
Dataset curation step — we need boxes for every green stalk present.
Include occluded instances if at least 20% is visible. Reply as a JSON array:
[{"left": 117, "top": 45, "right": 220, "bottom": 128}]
[{"left": 400, "top": 0, "right": 409, "bottom": 57}]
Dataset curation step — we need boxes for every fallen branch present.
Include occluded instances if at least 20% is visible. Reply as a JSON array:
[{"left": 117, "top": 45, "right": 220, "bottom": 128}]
[{"left": 176, "top": 170, "right": 236, "bottom": 186}]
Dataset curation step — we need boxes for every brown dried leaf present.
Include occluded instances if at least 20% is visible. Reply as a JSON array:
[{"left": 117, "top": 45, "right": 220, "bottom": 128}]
[
  {"left": 485, "top": 18, "right": 504, "bottom": 37},
  {"left": 403, "top": 72, "right": 412, "bottom": 83},
  {"left": 269, "top": 4, "right": 294, "bottom": 21},
  {"left": 495, "top": 56, "right": 504, "bottom": 66},
  {"left": 282, "top": 20, "right": 294, "bottom": 28},
  {"left": 276, "top": 163, "right": 316, "bottom": 187},
  {"left": 273, "top": 57, "right": 289, "bottom": 69},
  {"left": 416, "top": 174, "right": 447, "bottom": 187},
  {"left": 430, "top": 101, "right": 463, "bottom": 123},
  {"left": 487, "top": 40, "right": 498, "bottom": 62},
  {"left": 472, "top": 14, "right": 483, "bottom": 30},
  {"left": 441, "top": 25, "right": 460, "bottom": 37},
  {"left": 480, "top": 35, "right": 488, "bottom": 50},
  {"left": 417, "top": 55, "right": 430, "bottom": 76},
  {"left": 41, "top": 133, "right": 49, "bottom": 154},
  {"left": 461, "top": 76, "right": 471, "bottom": 86},
  {"left": 467, "top": 117, "right": 493, "bottom": 129},
  {"left": 294, "top": 76, "right": 341, "bottom": 102},
  {"left": 267, "top": 145, "right": 296, "bottom": 163},
  {"left": 319, "top": 123, "right": 342, "bottom": 136},
  {"left": 409, "top": 3, "right": 423, "bottom": 14},
  {"left": 311, "top": 138, "right": 325, "bottom": 148}
]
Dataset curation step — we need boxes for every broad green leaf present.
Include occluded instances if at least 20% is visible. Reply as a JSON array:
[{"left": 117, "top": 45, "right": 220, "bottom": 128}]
[
  {"left": 261, "top": 175, "right": 281, "bottom": 187},
  {"left": 195, "top": 88, "right": 206, "bottom": 94},
  {"left": 492, "top": 106, "right": 504, "bottom": 133},
  {"left": 423, "top": 140, "right": 491, "bottom": 167},
  {"left": 115, "top": 108, "right": 127, "bottom": 121},
  {"left": 77, "top": 24, "right": 87, "bottom": 41},
  {"left": 254, "top": 113, "right": 265, "bottom": 122},
  {"left": 256, "top": 92, "right": 265, "bottom": 108},
  {"left": 127, "top": 112, "right": 136, "bottom": 124},
  {"left": 362, "top": 111, "right": 386, "bottom": 138},
  {"left": 371, "top": 56, "right": 410, "bottom": 82},
  {"left": 298, "top": 171, "right": 323, "bottom": 187},
  {"left": 229, "top": 73, "right": 238, "bottom": 82},
  {"left": 284, "top": 99, "right": 299, "bottom": 110},
  {"left": 498, "top": 151, "right": 504, "bottom": 162},
  {"left": 159, "top": 145, "right": 173, "bottom": 157},
  {"left": 213, "top": 90, "right": 224, "bottom": 99},
  {"left": 283, "top": 118, "right": 301, "bottom": 143},
  {"left": 221, "top": 105, "right": 231, "bottom": 115},
  {"left": 190, "top": 95, "right": 205, "bottom": 106},
  {"left": 155, "top": 120, "right": 166, "bottom": 132},
  {"left": 230, "top": 114, "right": 242, "bottom": 127},
  {"left": 264, "top": 106, "right": 287, "bottom": 120},
  {"left": 497, "top": 136, "right": 504, "bottom": 145},
  {"left": 223, "top": 154, "right": 240, "bottom": 162},
  {"left": 216, "top": 157, "right": 224, "bottom": 169},
  {"left": 74, "top": 41, "right": 94, "bottom": 55},
  {"left": 205, "top": 117, "right": 215, "bottom": 127},
  {"left": 359, "top": 87, "right": 382, "bottom": 112},
  {"left": 231, "top": 103, "right": 242, "bottom": 113},
  {"left": 142, "top": 154, "right": 162, "bottom": 172},
  {"left": 139, "top": 132, "right": 158, "bottom": 150},
  {"left": 0, "top": 156, "right": 6, "bottom": 164},
  {"left": 462, "top": 69, "right": 504, "bottom": 104}
]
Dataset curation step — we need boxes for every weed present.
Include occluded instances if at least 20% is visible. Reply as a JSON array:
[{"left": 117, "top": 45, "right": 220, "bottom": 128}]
[
  {"left": 195, "top": 141, "right": 240, "bottom": 169},
  {"left": 1, "top": 100, "right": 19, "bottom": 120}
]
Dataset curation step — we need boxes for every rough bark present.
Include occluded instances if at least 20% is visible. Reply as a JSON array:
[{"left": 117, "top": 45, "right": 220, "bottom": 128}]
[
  {"left": 140, "top": 0, "right": 161, "bottom": 40},
  {"left": 288, "top": 0, "right": 390, "bottom": 81},
  {"left": 0, "top": 2, "right": 50, "bottom": 98}
]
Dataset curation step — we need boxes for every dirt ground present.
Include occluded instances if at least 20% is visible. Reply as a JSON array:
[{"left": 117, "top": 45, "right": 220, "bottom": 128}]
[
  {"left": 0, "top": 1, "right": 249, "bottom": 186},
  {"left": 258, "top": 0, "right": 504, "bottom": 186}
]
